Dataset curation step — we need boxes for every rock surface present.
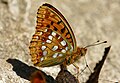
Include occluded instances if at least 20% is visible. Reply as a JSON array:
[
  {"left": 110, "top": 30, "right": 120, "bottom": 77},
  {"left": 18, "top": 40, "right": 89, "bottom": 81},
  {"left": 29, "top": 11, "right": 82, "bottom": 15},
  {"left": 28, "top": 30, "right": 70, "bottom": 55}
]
[{"left": 0, "top": 0, "right": 120, "bottom": 83}]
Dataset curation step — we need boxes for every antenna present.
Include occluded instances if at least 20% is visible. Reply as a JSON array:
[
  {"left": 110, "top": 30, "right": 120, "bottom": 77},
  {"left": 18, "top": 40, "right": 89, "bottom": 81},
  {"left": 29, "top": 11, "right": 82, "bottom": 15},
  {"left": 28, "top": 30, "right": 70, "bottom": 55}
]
[{"left": 84, "top": 40, "right": 107, "bottom": 48}]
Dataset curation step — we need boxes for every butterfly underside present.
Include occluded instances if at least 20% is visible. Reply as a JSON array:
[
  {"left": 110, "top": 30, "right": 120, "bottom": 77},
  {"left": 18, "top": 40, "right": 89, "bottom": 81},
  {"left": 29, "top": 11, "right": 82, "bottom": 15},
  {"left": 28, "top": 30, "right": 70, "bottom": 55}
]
[{"left": 29, "top": 3, "right": 87, "bottom": 67}]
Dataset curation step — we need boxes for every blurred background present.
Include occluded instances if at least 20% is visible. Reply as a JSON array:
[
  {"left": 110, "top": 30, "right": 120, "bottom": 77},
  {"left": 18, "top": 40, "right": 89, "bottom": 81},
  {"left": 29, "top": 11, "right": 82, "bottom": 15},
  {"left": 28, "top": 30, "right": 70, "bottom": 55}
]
[{"left": 0, "top": 0, "right": 120, "bottom": 83}]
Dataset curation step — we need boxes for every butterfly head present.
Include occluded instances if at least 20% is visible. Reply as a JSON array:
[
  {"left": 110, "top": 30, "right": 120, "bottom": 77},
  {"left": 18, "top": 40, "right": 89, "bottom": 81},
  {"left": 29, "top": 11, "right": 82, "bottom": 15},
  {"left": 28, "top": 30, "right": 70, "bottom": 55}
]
[
  {"left": 74, "top": 40, "right": 107, "bottom": 60},
  {"left": 76, "top": 47, "right": 87, "bottom": 57},
  {"left": 70, "top": 47, "right": 87, "bottom": 63}
]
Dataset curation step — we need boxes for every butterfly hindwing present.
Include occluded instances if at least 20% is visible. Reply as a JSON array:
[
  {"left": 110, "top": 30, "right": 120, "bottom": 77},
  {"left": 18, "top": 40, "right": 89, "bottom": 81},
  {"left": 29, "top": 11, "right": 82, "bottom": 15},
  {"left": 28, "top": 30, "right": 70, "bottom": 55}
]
[{"left": 29, "top": 3, "right": 77, "bottom": 67}]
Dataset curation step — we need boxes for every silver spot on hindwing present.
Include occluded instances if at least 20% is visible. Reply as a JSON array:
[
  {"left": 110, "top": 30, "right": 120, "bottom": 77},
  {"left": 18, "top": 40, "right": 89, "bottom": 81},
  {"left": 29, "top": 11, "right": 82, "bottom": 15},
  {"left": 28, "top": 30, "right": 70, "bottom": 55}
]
[
  {"left": 58, "top": 54, "right": 63, "bottom": 57},
  {"left": 53, "top": 53, "right": 58, "bottom": 58},
  {"left": 60, "top": 40, "right": 66, "bottom": 46},
  {"left": 52, "top": 46, "right": 58, "bottom": 51},
  {"left": 43, "top": 50, "right": 47, "bottom": 56},
  {"left": 41, "top": 46, "right": 46, "bottom": 50},
  {"left": 48, "top": 35, "right": 53, "bottom": 40},
  {"left": 51, "top": 32, "right": 56, "bottom": 36},
  {"left": 40, "top": 57, "right": 44, "bottom": 61},
  {"left": 46, "top": 40, "right": 52, "bottom": 43},
  {"left": 61, "top": 49, "right": 66, "bottom": 53}
]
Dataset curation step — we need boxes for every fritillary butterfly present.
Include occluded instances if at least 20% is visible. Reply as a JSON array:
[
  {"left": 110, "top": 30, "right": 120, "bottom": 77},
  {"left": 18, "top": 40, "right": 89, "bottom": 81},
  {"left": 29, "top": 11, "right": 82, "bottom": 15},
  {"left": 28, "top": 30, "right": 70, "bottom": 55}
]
[{"left": 29, "top": 3, "right": 87, "bottom": 67}]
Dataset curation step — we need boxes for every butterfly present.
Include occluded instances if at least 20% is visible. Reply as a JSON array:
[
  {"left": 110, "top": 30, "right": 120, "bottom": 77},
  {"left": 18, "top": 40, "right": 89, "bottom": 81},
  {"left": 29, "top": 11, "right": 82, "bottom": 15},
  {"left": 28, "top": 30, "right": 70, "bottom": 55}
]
[{"left": 29, "top": 3, "right": 87, "bottom": 68}]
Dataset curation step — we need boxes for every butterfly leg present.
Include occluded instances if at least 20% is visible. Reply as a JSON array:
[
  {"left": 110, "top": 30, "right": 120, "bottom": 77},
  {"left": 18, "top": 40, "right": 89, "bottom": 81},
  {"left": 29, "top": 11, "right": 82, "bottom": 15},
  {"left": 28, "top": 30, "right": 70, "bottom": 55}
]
[
  {"left": 60, "top": 64, "right": 67, "bottom": 71},
  {"left": 73, "top": 63, "right": 79, "bottom": 78},
  {"left": 83, "top": 56, "right": 92, "bottom": 73}
]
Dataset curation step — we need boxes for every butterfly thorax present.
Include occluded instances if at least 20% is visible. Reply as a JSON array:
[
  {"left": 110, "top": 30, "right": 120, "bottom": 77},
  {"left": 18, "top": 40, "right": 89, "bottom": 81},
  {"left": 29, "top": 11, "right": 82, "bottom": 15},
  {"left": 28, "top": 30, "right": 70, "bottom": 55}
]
[{"left": 64, "top": 47, "right": 87, "bottom": 65}]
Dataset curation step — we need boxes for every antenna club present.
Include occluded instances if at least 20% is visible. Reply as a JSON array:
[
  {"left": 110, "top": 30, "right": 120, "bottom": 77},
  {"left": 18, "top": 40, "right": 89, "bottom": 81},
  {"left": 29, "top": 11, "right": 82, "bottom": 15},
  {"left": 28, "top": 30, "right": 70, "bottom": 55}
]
[
  {"left": 84, "top": 40, "right": 107, "bottom": 48},
  {"left": 104, "top": 41, "right": 107, "bottom": 43}
]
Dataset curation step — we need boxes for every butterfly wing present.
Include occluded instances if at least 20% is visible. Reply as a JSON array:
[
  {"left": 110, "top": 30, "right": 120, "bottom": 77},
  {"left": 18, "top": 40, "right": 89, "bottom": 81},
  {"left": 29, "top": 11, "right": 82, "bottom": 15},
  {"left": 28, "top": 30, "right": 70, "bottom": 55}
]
[{"left": 29, "top": 3, "right": 77, "bottom": 67}]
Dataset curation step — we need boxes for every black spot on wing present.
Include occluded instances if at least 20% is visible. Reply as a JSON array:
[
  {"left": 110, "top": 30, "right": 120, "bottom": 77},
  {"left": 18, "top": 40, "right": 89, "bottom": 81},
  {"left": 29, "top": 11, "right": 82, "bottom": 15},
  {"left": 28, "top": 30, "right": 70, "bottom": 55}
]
[
  {"left": 57, "top": 20, "right": 62, "bottom": 24},
  {"left": 54, "top": 26, "right": 58, "bottom": 31},
  {"left": 46, "top": 25, "right": 50, "bottom": 28},
  {"left": 61, "top": 27, "right": 65, "bottom": 33}
]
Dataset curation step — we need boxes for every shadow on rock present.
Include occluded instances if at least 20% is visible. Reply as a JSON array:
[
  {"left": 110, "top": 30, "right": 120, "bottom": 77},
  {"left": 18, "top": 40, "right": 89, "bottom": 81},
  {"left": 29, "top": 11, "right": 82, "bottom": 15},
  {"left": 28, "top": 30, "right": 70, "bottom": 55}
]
[
  {"left": 6, "top": 46, "right": 111, "bottom": 83},
  {"left": 86, "top": 46, "right": 111, "bottom": 83},
  {"left": 6, "top": 59, "right": 55, "bottom": 83}
]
